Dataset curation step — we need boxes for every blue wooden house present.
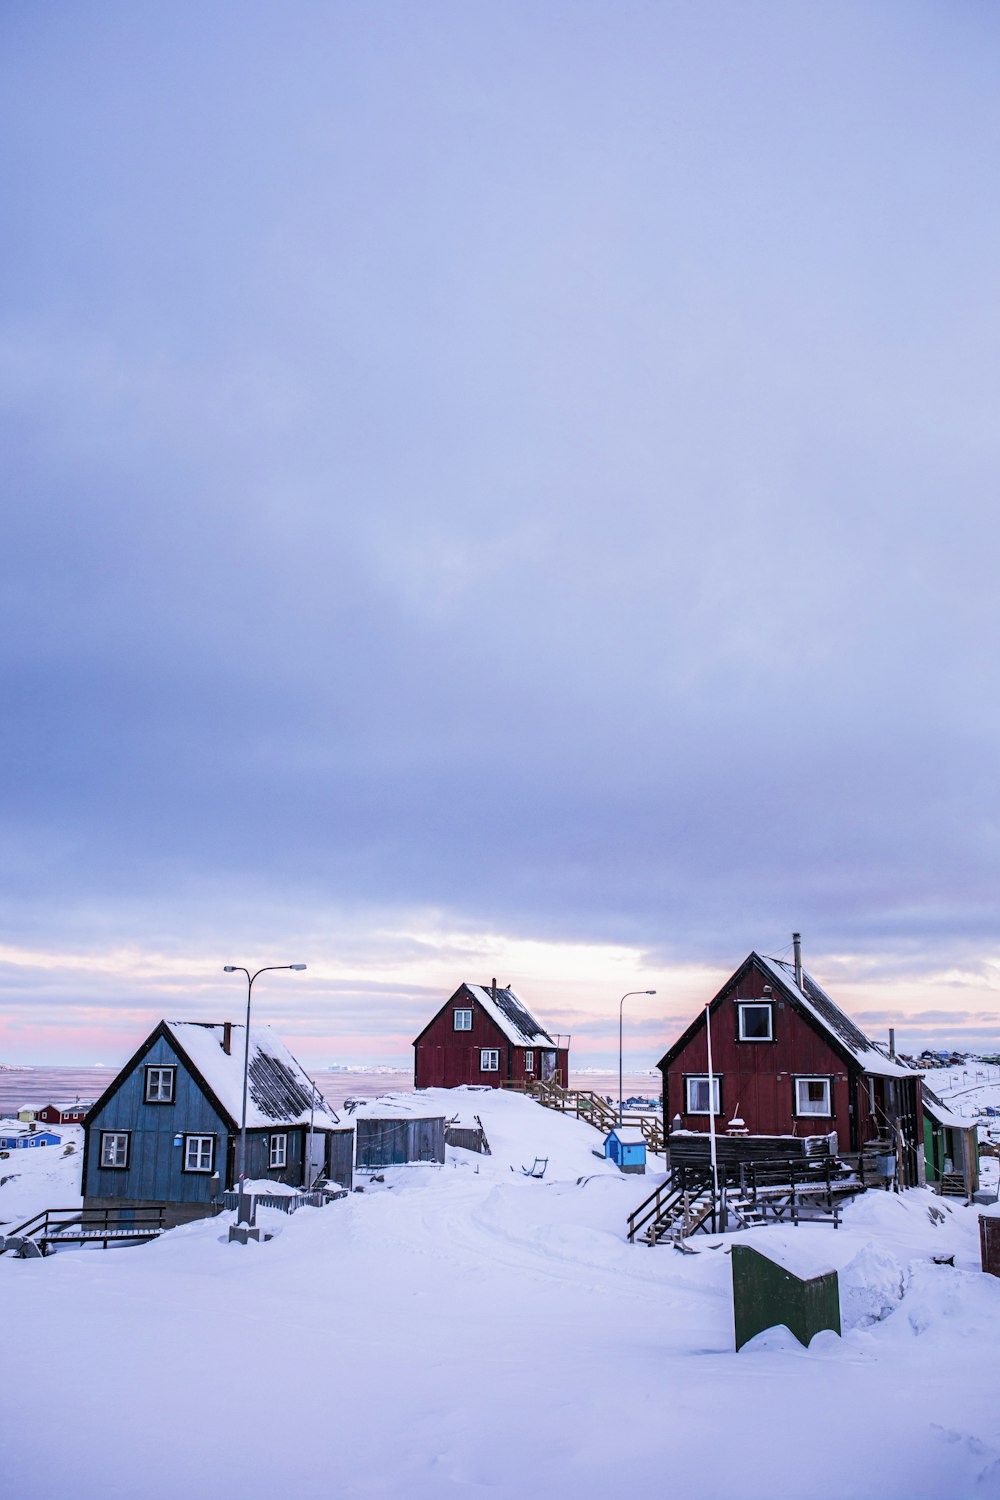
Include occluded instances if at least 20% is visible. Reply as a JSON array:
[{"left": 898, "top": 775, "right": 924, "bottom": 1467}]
[
  {"left": 82, "top": 1020, "right": 353, "bottom": 1227},
  {"left": 604, "top": 1125, "right": 647, "bottom": 1174},
  {"left": 0, "top": 1121, "right": 61, "bottom": 1150}
]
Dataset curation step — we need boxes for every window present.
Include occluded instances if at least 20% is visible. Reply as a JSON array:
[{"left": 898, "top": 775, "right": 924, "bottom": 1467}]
[
  {"left": 100, "top": 1131, "right": 130, "bottom": 1169},
  {"left": 145, "top": 1065, "right": 176, "bottom": 1103},
  {"left": 524, "top": 1050, "right": 535, "bottom": 1072},
  {"left": 183, "top": 1135, "right": 215, "bottom": 1172},
  {"left": 269, "top": 1134, "right": 287, "bottom": 1169},
  {"left": 480, "top": 1048, "right": 499, "bottom": 1072},
  {"left": 685, "top": 1076, "right": 721, "bottom": 1115},
  {"left": 738, "top": 1003, "right": 773, "bottom": 1042},
  {"left": 453, "top": 1009, "right": 473, "bottom": 1031},
  {"left": 794, "top": 1077, "right": 832, "bottom": 1116}
]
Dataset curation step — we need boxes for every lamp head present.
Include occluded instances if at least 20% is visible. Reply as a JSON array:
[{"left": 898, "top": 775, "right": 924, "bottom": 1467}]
[
  {"left": 290, "top": 964, "right": 307, "bottom": 971},
  {"left": 223, "top": 966, "right": 237, "bottom": 973},
  {"left": 646, "top": 989, "right": 656, "bottom": 995}
]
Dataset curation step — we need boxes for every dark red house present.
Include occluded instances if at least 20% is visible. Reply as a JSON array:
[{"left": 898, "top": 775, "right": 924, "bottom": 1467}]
[
  {"left": 414, "top": 982, "right": 570, "bottom": 1090},
  {"left": 35, "top": 1101, "right": 92, "bottom": 1126},
  {"left": 658, "top": 941, "right": 925, "bottom": 1186}
]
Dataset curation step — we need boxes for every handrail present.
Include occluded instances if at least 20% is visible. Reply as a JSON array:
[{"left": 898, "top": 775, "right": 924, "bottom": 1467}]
[
  {"left": 627, "top": 1166, "right": 716, "bottom": 1242},
  {"left": 3, "top": 1205, "right": 166, "bottom": 1244}
]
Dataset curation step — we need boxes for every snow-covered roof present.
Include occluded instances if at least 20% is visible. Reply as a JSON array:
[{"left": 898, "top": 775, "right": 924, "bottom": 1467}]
[
  {"left": 607, "top": 1125, "right": 646, "bottom": 1145},
  {"left": 464, "top": 985, "right": 555, "bottom": 1047},
  {"left": 756, "top": 956, "right": 914, "bottom": 1079},
  {"left": 922, "top": 1085, "right": 968, "bottom": 1131},
  {"left": 165, "top": 1022, "right": 338, "bottom": 1130}
]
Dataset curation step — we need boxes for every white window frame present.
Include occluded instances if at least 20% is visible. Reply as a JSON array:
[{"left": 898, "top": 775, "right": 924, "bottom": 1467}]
[
  {"left": 524, "top": 1050, "right": 535, "bottom": 1072},
  {"left": 794, "top": 1077, "right": 832, "bottom": 1117},
  {"left": 269, "top": 1133, "right": 288, "bottom": 1169},
  {"left": 685, "top": 1076, "right": 721, "bottom": 1115},
  {"left": 100, "top": 1131, "right": 130, "bottom": 1169},
  {"left": 453, "top": 1009, "right": 473, "bottom": 1031},
  {"left": 145, "top": 1065, "right": 176, "bottom": 1103},
  {"left": 480, "top": 1048, "right": 500, "bottom": 1072},
  {"left": 737, "top": 1003, "right": 773, "bottom": 1042},
  {"left": 184, "top": 1134, "right": 215, "bottom": 1172}
]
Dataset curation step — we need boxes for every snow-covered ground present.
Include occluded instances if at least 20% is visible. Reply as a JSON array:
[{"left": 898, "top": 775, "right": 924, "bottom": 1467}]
[
  {"left": 0, "top": 1123, "right": 82, "bottom": 1225},
  {"left": 2, "top": 1090, "right": 999, "bottom": 1499}
]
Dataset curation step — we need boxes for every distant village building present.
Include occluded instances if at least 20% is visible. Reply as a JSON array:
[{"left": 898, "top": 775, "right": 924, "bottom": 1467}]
[
  {"left": 657, "top": 942, "right": 927, "bottom": 1187},
  {"left": 83, "top": 1020, "right": 353, "bottom": 1227},
  {"left": 0, "top": 1120, "right": 61, "bottom": 1150},
  {"left": 413, "top": 982, "right": 569, "bottom": 1090},
  {"left": 34, "top": 1101, "right": 93, "bottom": 1126}
]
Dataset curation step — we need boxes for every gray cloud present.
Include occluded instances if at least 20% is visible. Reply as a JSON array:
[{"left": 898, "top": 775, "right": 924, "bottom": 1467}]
[{"left": 2, "top": 3, "right": 1000, "bottom": 1057}]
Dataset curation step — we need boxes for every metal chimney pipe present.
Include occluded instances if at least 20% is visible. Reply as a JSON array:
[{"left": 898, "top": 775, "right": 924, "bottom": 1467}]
[
  {"left": 792, "top": 932, "right": 803, "bottom": 990},
  {"left": 492, "top": 977, "right": 497, "bottom": 1005},
  {"left": 222, "top": 1020, "right": 232, "bottom": 1055},
  {"left": 888, "top": 1027, "right": 896, "bottom": 1058}
]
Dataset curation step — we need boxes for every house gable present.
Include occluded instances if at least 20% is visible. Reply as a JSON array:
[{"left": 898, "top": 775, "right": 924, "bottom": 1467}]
[
  {"left": 657, "top": 952, "right": 904, "bottom": 1080},
  {"left": 83, "top": 1026, "right": 233, "bottom": 1205}
]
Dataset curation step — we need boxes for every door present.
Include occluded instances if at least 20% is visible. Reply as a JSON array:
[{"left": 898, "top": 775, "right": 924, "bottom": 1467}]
[{"left": 305, "top": 1130, "right": 326, "bottom": 1188}]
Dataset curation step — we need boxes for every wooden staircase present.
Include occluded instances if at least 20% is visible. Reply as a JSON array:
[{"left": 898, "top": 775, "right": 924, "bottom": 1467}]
[
  {"left": 626, "top": 1170, "right": 718, "bottom": 1244},
  {"left": 937, "top": 1171, "right": 968, "bottom": 1199},
  {"left": 506, "top": 1079, "right": 665, "bottom": 1153}
]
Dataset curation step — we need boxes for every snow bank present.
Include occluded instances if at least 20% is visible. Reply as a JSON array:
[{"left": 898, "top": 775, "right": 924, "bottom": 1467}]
[
  {"left": 0, "top": 1128, "right": 82, "bottom": 1225},
  {"left": 839, "top": 1243, "right": 906, "bottom": 1328},
  {"left": 355, "top": 1085, "right": 625, "bottom": 1183}
]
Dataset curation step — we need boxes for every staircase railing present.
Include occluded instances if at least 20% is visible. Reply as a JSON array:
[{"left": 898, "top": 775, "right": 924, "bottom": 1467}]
[
  {"left": 1, "top": 1205, "right": 166, "bottom": 1255},
  {"left": 507, "top": 1080, "right": 666, "bottom": 1152},
  {"left": 626, "top": 1167, "right": 715, "bottom": 1243}
]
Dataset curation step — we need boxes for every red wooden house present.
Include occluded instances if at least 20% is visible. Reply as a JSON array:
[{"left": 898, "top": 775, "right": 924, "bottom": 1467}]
[
  {"left": 414, "top": 982, "right": 569, "bottom": 1090},
  {"left": 35, "top": 1102, "right": 92, "bottom": 1126},
  {"left": 658, "top": 941, "right": 925, "bottom": 1186}
]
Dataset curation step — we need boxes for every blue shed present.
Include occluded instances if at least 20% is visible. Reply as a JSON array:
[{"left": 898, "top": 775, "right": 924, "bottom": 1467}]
[
  {"left": 604, "top": 1125, "right": 647, "bottom": 1174},
  {"left": 82, "top": 1019, "right": 350, "bottom": 1227}
]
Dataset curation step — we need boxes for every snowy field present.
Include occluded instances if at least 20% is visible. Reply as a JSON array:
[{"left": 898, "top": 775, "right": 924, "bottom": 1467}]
[
  {"left": 2, "top": 1089, "right": 1000, "bottom": 1499},
  {"left": 0, "top": 1122, "right": 82, "bottom": 1224}
]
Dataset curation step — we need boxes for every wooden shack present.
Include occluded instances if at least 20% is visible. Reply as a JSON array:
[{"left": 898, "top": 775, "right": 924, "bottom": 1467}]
[
  {"left": 604, "top": 1125, "right": 647, "bottom": 1174},
  {"left": 355, "top": 1116, "right": 446, "bottom": 1170}
]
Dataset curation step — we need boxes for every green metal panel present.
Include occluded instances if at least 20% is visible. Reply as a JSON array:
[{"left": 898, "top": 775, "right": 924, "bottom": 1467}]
[{"left": 732, "top": 1243, "right": 841, "bottom": 1351}]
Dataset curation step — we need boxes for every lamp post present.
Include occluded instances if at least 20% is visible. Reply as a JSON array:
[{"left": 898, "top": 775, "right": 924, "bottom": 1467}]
[
  {"left": 224, "top": 963, "right": 306, "bottom": 1223},
  {"left": 619, "top": 990, "right": 656, "bottom": 1124}
]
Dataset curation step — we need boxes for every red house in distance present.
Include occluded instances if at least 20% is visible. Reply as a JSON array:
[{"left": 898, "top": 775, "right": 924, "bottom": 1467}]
[
  {"left": 414, "top": 982, "right": 570, "bottom": 1090},
  {"left": 658, "top": 938, "right": 925, "bottom": 1186}
]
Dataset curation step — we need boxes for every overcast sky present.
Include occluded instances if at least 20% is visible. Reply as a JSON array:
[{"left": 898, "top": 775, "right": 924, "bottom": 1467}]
[{"left": 3, "top": 2, "right": 999, "bottom": 1067}]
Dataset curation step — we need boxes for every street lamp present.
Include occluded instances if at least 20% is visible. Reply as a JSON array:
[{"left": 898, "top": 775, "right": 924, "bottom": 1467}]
[
  {"left": 619, "top": 990, "right": 656, "bottom": 1124},
  {"left": 224, "top": 963, "right": 307, "bottom": 1222}
]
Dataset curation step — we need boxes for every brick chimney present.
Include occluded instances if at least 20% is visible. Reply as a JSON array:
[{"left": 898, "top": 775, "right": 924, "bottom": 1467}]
[{"left": 222, "top": 1021, "right": 232, "bottom": 1055}]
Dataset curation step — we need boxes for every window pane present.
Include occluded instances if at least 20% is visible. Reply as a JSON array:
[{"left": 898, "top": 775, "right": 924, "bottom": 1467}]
[
  {"left": 739, "top": 1005, "right": 771, "bottom": 1040},
  {"left": 687, "top": 1077, "right": 719, "bottom": 1112},
  {"left": 796, "top": 1079, "right": 830, "bottom": 1114}
]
